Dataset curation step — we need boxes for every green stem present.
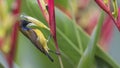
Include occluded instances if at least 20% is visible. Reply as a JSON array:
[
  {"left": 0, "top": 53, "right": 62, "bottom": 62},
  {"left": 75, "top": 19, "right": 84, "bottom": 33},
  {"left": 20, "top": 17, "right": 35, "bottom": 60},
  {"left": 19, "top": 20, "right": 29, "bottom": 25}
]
[{"left": 58, "top": 56, "right": 64, "bottom": 68}]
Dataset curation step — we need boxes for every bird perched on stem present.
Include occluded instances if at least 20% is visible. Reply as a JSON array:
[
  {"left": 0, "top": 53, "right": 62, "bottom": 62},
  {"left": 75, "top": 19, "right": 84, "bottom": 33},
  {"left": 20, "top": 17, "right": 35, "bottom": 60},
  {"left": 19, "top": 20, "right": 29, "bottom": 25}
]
[{"left": 19, "top": 15, "right": 53, "bottom": 62}]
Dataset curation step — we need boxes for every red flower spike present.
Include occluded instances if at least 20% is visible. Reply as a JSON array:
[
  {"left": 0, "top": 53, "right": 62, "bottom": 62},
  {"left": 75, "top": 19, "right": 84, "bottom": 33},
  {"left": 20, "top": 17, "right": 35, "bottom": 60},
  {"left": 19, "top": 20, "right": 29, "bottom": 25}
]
[
  {"left": 95, "top": 0, "right": 120, "bottom": 31},
  {"left": 100, "top": 16, "right": 113, "bottom": 51},
  {"left": 6, "top": 0, "right": 21, "bottom": 68},
  {"left": 8, "top": 22, "right": 19, "bottom": 68},
  {"left": 37, "top": 0, "right": 60, "bottom": 54},
  {"left": 48, "top": 0, "right": 56, "bottom": 37},
  {"left": 12, "top": 0, "right": 21, "bottom": 15},
  {"left": 95, "top": 0, "right": 110, "bottom": 14},
  {"left": 117, "top": 8, "right": 120, "bottom": 30},
  {"left": 48, "top": 0, "right": 60, "bottom": 54},
  {"left": 37, "top": 0, "right": 49, "bottom": 23},
  {"left": 107, "top": 8, "right": 120, "bottom": 31}
]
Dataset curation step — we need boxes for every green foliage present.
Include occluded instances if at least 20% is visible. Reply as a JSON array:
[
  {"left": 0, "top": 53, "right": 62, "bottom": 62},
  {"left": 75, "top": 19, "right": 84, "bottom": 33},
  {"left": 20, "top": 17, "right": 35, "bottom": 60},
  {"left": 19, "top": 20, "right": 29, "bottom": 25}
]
[
  {"left": 54, "top": 0, "right": 69, "bottom": 9},
  {"left": 0, "top": 63, "right": 4, "bottom": 68},
  {"left": 77, "top": 11, "right": 105, "bottom": 68}
]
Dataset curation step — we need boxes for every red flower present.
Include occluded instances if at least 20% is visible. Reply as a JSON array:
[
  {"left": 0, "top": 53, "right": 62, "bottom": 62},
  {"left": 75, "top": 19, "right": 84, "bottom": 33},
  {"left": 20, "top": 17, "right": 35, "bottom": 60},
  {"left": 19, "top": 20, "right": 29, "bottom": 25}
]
[
  {"left": 95, "top": 0, "right": 120, "bottom": 31},
  {"left": 37, "top": 0, "right": 60, "bottom": 54},
  {"left": 7, "top": 0, "right": 21, "bottom": 68}
]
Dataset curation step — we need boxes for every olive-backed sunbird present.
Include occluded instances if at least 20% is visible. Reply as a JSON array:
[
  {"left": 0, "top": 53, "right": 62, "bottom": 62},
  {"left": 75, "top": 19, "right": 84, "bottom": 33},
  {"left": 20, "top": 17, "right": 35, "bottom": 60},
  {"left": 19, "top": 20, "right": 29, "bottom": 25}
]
[{"left": 19, "top": 19, "right": 53, "bottom": 62}]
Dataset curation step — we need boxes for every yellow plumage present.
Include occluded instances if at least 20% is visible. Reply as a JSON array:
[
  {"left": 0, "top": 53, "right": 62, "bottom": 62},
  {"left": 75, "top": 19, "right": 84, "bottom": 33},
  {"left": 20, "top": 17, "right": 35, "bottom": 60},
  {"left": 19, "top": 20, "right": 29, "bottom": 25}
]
[
  {"left": 20, "top": 15, "right": 53, "bottom": 62},
  {"left": 33, "top": 29, "right": 49, "bottom": 53}
]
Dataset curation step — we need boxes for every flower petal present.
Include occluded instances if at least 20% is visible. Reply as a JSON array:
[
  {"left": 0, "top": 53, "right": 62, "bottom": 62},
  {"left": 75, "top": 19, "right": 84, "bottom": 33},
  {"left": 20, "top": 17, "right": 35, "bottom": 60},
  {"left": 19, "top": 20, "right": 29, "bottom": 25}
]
[{"left": 48, "top": 0, "right": 60, "bottom": 53}]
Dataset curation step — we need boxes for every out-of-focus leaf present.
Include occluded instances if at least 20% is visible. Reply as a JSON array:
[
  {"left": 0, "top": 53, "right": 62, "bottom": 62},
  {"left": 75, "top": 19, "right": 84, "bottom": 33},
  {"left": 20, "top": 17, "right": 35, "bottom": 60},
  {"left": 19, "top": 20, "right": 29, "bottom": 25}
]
[
  {"left": 77, "top": 23, "right": 120, "bottom": 68},
  {"left": 95, "top": 56, "right": 112, "bottom": 68},
  {"left": 54, "top": 0, "right": 69, "bottom": 9},
  {"left": 0, "top": 63, "right": 4, "bottom": 68},
  {"left": 77, "top": 12, "right": 105, "bottom": 68}
]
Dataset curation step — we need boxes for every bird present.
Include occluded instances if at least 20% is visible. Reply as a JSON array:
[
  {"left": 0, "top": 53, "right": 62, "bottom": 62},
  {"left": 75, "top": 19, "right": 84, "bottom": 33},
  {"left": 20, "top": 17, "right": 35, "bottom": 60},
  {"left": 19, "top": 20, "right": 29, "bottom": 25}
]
[{"left": 19, "top": 19, "right": 53, "bottom": 62}]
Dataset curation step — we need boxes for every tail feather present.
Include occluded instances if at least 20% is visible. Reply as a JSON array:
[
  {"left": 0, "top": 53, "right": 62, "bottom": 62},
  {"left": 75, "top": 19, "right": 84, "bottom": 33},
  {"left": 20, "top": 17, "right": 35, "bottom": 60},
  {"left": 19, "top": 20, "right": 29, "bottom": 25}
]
[{"left": 46, "top": 53, "right": 54, "bottom": 62}]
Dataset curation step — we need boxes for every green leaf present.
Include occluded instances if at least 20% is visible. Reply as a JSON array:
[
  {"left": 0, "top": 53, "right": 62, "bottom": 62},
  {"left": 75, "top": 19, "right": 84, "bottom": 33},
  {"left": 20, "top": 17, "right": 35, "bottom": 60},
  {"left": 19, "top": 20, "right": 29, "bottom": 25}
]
[
  {"left": 0, "top": 63, "right": 4, "bottom": 68},
  {"left": 95, "top": 56, "right": 112, "bottom": 68},
  {"left": 77, "top": 11, "right": 105, "bottom": 68},
  {"left": 55, "top": 0, "right": 69, "bottom": 9},
  {"left": 77, "top": 19, "right": 120, "bottom": 68}
]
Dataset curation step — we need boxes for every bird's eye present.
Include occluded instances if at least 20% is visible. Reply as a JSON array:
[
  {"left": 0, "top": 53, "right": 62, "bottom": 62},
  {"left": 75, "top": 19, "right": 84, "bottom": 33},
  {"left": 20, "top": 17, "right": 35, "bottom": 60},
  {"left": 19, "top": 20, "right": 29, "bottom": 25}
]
[{"left": 20, "top": 20, "right": 31, "bottom": 30}]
